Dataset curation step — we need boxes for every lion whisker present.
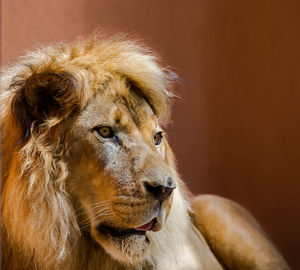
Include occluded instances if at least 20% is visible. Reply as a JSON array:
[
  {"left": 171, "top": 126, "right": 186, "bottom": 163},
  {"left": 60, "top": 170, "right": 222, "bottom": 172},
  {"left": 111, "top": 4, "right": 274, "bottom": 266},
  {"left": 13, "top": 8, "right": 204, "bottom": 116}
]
[
  {"left": 75, "top": 200, "right": 112, "bottom": 212},
  {"left": 78, "top": 207, "right": 117, "bottom": 226},
  {"left": 79, "top": 215, "right": 119, "bottom": 230},
  {"left": 76, "top": 207, "right": 111, "bottom": 218}
]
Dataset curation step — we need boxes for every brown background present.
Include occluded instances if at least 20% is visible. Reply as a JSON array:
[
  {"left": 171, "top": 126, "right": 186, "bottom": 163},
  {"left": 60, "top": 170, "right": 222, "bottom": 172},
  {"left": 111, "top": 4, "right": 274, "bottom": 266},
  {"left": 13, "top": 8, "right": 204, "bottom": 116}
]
[{"left": 1, "top": 0, "right": 300, "bottom": 268}]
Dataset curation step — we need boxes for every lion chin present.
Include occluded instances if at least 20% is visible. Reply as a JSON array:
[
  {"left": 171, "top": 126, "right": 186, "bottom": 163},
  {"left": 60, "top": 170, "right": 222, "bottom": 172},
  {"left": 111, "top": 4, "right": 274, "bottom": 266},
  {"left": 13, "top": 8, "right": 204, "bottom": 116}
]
[
  {"left": 1, "top": 34, "right": 290, "bottom": 270},
  {"left": 92, "top": 205, "right": 167, "bottom": 263}
]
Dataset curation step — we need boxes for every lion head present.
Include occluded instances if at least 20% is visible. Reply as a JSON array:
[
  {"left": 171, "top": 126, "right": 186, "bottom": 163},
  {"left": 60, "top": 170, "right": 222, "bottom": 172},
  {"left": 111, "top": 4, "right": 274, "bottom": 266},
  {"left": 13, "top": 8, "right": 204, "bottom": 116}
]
[{"left": 1, "top": 36, "right": 190, "bottom": 269}]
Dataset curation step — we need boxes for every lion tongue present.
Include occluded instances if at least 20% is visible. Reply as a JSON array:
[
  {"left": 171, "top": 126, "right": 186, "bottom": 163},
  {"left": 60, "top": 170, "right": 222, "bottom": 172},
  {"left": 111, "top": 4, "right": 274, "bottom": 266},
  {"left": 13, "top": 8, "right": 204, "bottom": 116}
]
[{"left": 134, "top": 220, "right": 154, "bottom": 231}]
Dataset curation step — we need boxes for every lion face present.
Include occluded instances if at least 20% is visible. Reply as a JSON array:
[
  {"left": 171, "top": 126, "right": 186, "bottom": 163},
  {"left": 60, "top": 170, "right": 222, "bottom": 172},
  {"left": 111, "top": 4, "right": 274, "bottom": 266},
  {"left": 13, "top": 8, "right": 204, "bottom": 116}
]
[{"left": 65, "top": 78, "right": 176, "bottom": 263}]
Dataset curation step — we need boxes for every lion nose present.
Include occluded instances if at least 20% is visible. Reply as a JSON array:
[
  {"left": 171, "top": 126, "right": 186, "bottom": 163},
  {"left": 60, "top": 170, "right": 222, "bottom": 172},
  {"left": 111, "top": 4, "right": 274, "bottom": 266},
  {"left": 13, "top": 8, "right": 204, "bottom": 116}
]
[{"left": 144, "top": 177, "right": 176, "bottom": 202}]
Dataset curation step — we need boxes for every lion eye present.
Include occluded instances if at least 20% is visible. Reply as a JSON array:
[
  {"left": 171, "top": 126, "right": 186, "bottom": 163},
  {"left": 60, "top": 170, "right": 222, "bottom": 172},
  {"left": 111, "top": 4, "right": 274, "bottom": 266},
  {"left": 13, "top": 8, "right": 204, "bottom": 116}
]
[
  {"left": 154, "top": 132, "right": 163, "bottom": 146},
  {"left": 96, "top": 126, "right": 114, "bottom": 138}
]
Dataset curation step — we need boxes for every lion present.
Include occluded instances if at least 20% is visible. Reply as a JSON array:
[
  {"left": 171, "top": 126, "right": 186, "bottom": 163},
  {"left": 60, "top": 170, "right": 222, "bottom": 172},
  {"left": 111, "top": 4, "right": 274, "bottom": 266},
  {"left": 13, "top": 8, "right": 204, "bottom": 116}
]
[{"left": 1, "top": 35, "right": 289, "bottom": 270}]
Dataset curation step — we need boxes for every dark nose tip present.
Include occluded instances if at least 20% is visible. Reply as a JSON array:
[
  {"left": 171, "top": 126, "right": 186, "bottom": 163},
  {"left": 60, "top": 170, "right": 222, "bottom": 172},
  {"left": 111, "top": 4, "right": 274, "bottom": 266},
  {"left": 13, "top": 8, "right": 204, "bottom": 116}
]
[{"left": 144, "top": 178, "right": 176, "bottom": 202}]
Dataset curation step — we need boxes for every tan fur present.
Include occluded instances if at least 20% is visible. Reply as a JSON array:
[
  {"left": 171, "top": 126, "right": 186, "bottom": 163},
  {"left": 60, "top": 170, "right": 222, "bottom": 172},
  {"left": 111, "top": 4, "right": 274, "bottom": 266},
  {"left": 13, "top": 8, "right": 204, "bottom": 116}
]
[
  {"left": 191, "top": 195, "right": 290, "bottom": 270},
  {"left": 1, "top": 35, "right": 289, "bottom": 270}
]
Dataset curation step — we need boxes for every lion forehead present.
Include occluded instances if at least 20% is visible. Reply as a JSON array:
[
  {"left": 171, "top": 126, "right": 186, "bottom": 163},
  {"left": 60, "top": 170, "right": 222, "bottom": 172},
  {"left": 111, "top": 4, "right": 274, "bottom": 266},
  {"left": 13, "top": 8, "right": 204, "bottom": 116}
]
[{"left": 77, "top": 79, "right": 158, "bottom": 134}]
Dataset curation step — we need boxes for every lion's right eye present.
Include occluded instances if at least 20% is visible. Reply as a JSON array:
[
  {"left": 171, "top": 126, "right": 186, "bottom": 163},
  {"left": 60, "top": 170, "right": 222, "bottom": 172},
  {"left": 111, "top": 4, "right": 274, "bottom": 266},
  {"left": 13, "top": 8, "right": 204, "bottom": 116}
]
[
  {"left": 154, "top": 131, "right": 163, "bottom": 146},
  {"left": 95, "top": 126, "right": 114, "bottom": 138}
]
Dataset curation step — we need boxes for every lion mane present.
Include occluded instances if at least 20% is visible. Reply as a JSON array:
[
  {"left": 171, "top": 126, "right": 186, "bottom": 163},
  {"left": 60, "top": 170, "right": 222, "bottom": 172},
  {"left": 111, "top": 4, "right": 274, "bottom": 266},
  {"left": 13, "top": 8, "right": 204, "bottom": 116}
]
[{"left": 1, "top": 35, "right": 191, "bottom": 270}]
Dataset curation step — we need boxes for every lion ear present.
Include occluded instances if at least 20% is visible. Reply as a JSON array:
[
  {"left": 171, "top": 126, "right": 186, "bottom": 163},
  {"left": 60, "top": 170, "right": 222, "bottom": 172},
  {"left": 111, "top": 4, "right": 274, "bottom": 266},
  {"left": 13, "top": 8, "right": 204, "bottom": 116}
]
[{"left": 11, "top": 71, "right": 78, "bottom": 140}]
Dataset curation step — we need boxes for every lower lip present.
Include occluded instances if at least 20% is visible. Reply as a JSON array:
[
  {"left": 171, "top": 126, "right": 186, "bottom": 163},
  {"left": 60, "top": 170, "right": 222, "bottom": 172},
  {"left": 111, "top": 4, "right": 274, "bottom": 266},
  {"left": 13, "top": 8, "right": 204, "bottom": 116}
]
[
  {"left": 134, "top": 219, "right": 155, "bottom": 231},
  {"left": 96, "top": 218, "right": 157, "bottom": 238}
]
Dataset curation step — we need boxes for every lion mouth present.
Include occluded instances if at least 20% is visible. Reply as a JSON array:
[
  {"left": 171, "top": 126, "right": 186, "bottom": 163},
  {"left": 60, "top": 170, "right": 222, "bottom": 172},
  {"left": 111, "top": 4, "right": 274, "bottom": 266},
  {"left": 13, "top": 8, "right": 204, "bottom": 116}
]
[{"left": 97, "top": 219, "right": 156, "bottom": 239}]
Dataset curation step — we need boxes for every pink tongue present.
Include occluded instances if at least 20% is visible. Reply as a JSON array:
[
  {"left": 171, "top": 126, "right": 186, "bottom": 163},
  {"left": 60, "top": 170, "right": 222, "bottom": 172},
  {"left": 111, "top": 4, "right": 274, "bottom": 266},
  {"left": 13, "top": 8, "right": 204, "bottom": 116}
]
[{"left": 134, "top": 220, "right": 154, "bottom": 231}]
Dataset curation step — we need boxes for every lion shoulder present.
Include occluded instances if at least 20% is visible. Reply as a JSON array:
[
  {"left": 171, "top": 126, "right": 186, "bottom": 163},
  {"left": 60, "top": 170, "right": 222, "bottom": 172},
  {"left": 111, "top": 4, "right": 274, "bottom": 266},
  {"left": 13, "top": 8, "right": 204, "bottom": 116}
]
[{"left": 190, "top": 194, "right": 290, "bottom": 270}]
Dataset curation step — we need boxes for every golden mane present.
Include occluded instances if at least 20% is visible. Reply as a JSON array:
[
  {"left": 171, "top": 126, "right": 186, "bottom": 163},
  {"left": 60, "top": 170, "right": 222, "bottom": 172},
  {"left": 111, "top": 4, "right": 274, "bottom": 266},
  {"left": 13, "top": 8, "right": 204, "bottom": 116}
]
[{"left": 1, "top": 35, "right": 189, "bottom": 270}]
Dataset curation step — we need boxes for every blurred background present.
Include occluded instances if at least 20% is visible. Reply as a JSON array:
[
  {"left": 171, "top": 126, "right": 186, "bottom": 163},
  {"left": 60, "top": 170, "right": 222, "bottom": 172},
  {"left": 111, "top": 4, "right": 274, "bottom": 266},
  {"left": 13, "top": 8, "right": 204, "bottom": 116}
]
[{"left": 1, "top": 0, "right": 300, "bottom": 268}]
